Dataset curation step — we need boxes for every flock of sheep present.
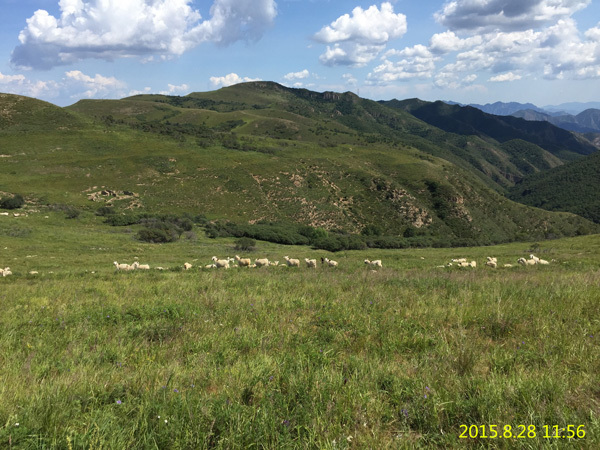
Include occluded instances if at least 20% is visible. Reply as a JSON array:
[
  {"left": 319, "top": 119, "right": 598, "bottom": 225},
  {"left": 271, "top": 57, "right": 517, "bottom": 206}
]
[
  {"left": 0, "top": 253, "right": 552, "bottom": 278},
  {"left": 110, "top": 256, "right": 388, "bottom": 272},
  {"left": 112, "top": 254, "right": 551, "bottom": 272},
  {"left": 113, "top": 255, "right": 345, "bottom": 271},
  {"left": 438, "top": 254, "right": 551, "bottom": 269}
]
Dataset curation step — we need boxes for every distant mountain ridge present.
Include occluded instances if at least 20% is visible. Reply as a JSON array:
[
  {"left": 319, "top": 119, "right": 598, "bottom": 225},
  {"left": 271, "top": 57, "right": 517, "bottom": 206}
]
[{"left": 451, "top": 100, "right": 600, "bottom": 135}]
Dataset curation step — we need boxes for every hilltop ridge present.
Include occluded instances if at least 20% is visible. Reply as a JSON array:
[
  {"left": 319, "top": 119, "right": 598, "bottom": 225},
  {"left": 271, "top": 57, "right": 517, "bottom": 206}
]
[{"left": 2, "top": 83, "right": 599, "bottom": 248}]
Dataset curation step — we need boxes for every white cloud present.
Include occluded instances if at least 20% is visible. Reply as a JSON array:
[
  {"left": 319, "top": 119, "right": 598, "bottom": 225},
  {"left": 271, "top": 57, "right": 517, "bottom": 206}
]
[
  {"left": 429, "top": 31, "right": 482, "bottom": 54},
  {"left": 367, "top": 45, "right": 439, "bottom": 85},
  {"left": 159, "top": 84, "right": 190, "bottom": 95},
  {"left": 283, "top": 69, "right": 310, "bottom": 81},
  {"left": 489, "top": 72, "right": 522, "bottom": 82},
  {"left": 209, "top": 73, "right": 261, "bottom": 88},
  {"left": 314, "top": 2, "right": 407, "bottom": 67},
  {"left": 65, "top": 70, "right": 126, "bottom": 98},
  {"left": 342, "top": 73, "right": 358, "bottom": 86},
  {"left": 435, "top": 0, "right": 590, "bottom": 33},
  {"left": 12, "top": 0, "right": 277, "bottom": 69},
  {"left": 0, "top": 72, "right": 58, "bottom": 98}
]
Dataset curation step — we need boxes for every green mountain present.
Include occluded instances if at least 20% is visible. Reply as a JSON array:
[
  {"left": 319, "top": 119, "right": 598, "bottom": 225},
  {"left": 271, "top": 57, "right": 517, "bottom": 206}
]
[
  {"left": 509, "top": 150, "right": 600, "bottom": 223},
  {"left": 384, "top": 99, "right": 597, "bottom": 160},
  {"left": 1, "top": 84, "right": 598, "bottom": 248}
]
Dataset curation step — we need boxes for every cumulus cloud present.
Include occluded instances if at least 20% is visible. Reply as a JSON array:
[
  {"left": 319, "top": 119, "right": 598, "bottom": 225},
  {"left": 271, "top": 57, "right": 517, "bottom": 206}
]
[
  {"left": 283, "top": 69, "right": 310, "bottom": 81},
  {"left": 0, "top": 72, "right": 58, "bottom": 99},
  {"left": 489, "top": 72, "right": 522, "bottom": 82},
  {"left": 367, "top": 45, "right": 439, "bottom": 85},
  {"left": 65, "top": 70, "right": 126, "bottom": 98},
  {"left": 159, "top": 84, "right": 190, "bottom": 95},
  {"left": 435, "top": 0, "right": 590, "bottom": 33},
  {"left": 209, "top": 73, "right": 261, "bottom": 88},
  {"left": 12, "top": 0, "right": 277, "bottom": 69},
  {"left": 314, "top": 2, "right": 407, "bottom": 67}
]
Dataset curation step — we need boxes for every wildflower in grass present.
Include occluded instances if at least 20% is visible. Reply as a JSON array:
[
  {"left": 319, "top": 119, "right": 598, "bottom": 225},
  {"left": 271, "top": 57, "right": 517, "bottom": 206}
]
[
  {"left": 174, "top": 389, "right": 179, "bottom": 393},
  {"left": 15, "top": 423, "right": 19, "bottom": 427},
  {"left": 116, "top": 400, "right": 122, "bottom": 404},
  {"left": 282, "top": 419, "right": 290, "bottom": 427}
]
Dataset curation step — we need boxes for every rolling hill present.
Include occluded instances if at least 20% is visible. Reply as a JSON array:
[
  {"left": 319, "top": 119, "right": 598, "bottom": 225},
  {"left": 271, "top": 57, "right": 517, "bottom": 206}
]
[
  {"left": 2, "top": 83, "right": 599, "bottom": 248},
  {"left": 509, "top": 149, "right": 600, "bottom": 223}
]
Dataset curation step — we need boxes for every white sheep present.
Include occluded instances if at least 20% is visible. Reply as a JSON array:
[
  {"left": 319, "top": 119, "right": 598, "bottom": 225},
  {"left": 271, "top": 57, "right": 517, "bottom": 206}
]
[
  {"left": 305, "top": 258, "right": 317, "bottom": 268},
  {"left": 503, "top": 264, "right": 514, "bottom": 268},
  {"left": 183, "top": 262, "right": 193, "bottom": 270},
  {"left": 28, "top": 270, "right": 39, "bottom": 275},
  {"left": 1, "top": 267, "right": 12, "bottom": 277},
  {"left": 269, "top": 261, "right": 280, "bottom": 266},
  {"left": 211, "top": 256, "right": 230, "bottom": 269},
  {"left": 517, "top": 257, "right": 536, "bottom": 266},
  {"left": 452, "top": 258, "right": 467, "bottom": 263},
  {"left": 254, "top": 258, "right": 270, "bottom": 268},
  {"left": 235, "top": 255, "right": 252, "bottom": 267},
  {"left": 204, "top": 264, "right": 217, "bottom": 269},
  {"left": 323, "top": 257, "right": 338, "bottom": 267},
  {"left": 364, "top": 259, "right": 383, "bottom": 268},
  {"left": 538, "top": 259, "right": 550, "bottom": 265},
  {"left": 485, "top": 259, "right": 497, "bottom": 269},
  {"left": 132, "top": 261, "right": 150, "bottom": 270},
  {"left": 114, "top": 261, "right": 134, "bottom": 271},
  {"left": 529, "top": 254, "right": 540, "bottom": 263},
  {"left": 284, "top": 256, "right": 300, "bottom": 267}
]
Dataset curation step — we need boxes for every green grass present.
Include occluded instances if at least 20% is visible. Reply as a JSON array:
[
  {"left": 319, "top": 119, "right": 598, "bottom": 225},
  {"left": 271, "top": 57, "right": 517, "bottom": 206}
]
[{"left": 1, "top": 214, "right": 599, "bottom": 448}]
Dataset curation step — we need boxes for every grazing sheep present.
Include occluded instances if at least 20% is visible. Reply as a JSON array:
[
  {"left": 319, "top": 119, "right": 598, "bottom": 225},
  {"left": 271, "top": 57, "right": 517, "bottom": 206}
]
[
  {"left": 485, "top": 259, "right": 497, "bottom": 269},
  {"left": 254, "top": 258, "right": 270, "bottom": 268},
  {"left": 503, "top": 264, "right": 513, "bottom": 268},
  {"left": 28, "top": 270, "right": 39, "bottom": 275},
  {"left": 211, "top": 256, "right": 230, "bottom": 269},
  {"left": 269, "top": 261, "right": 280, "bottom": 266},
  {"left": 205, "top": 264, "right": 217, "bottom": 269},
  {"left": 538, "top": 259, "right": 550, "bottom": 265},
  {"left": 114, "top": 261, "right": 134, "bottom": 271},
  {"left": 364, "top": 259, "right": 383, "bottom": 268},
  {"left": 323, "top": 257, "right": 338, "bottom": 267},
  {"left": 304, "top": 258, "right": 317, "bottom": 268},
  {"left": 518, "top": 257, "right": 536, "bottom": 266},
  {"left": 235, "top": 255, "right": 252, "bottom": 267},
  {"left": 529, "top": 254, "right": 540, "bottom": 263},
  {"left": 452, "top": 258, "right": 467, "bottom": 263},
  {"left": 1, "top": 267, "right": 12, "bottom": 277},
  {"left": 183, "top": 262, "right": 193, "bottom": 270},
  {"left": 284, "top": 256, "right": 300, "bottom": 267},
  {"left": 132, "top": 261, "right": 150, "bottom": 270}
]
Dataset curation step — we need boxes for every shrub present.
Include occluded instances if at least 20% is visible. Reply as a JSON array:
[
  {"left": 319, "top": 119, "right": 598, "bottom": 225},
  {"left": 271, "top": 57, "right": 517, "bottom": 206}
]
[
  {"left": 235, "top": 237, "right": 256, "bottom": 251},
  {"left": 104, "top": 214, "right": 141, "bottom": 226},
  {"left": 0, "top": 194, "right": 25, "bottom": 210},
  {"left": 64, "top": 207, "right": 80, "bottom": 219},
  {"left": 95, "top": 206, "right": 115, "bottom": 216},
  {"left": 137, "top": 228, "right": 176, "bottom": 243}
]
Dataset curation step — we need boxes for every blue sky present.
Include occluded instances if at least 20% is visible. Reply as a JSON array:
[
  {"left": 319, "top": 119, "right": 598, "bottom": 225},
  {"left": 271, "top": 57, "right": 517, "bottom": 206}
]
[{"left": 1, "top": 0, "right": 600, "bottom": 107}]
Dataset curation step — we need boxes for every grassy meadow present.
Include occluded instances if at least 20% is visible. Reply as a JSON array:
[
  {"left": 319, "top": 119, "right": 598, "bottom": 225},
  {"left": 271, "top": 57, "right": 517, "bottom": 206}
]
[{"left": 0, "top": 211, "right": 599, "bottom": 448}]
